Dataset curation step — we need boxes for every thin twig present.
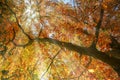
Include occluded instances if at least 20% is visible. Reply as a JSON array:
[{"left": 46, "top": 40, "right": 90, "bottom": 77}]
[{"left": 40, "top": 49, "right": 61, "bottom": 79}]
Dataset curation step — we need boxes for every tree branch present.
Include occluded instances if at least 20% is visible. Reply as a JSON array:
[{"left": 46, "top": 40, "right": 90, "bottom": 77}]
[
  {"left": 4, "top": 1, "right": 32, "bottom": 40},
  {"left": 40, "top": 49, "right": 61, "bottom": 79},
  {"left": 37, "top": 38, "right": 120, "bottom": 76}
]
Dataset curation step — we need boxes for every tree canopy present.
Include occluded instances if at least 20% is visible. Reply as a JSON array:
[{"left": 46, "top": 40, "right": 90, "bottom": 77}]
[{"left": 0, "top": 0, "right": 120, "bottom": 79}]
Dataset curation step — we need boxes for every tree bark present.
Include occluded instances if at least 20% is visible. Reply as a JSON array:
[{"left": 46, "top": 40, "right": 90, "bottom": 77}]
[{"left": 37, "top": 38, "right": 120, "bottom": 76}]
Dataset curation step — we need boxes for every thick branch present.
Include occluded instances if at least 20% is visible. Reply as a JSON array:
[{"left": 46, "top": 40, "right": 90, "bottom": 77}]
[
  {"left": 110, "top": 35, "right": 120, "bottom": 50},
  {"left": 37, "top": 38, "right": 120, "bottom": 76},
  {"left": 94, "top": 8, "right": 104, "bottom": 44}
]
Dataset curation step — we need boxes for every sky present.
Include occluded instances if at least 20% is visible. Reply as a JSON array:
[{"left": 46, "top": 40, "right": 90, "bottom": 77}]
[{"left": 60, "top": 0, "right": 75, "bottom": 6}]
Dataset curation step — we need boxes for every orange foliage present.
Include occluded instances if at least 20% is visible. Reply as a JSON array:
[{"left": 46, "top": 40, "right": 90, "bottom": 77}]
[{"left": 0, "top": 0, "right": 119, "bottom": 80}]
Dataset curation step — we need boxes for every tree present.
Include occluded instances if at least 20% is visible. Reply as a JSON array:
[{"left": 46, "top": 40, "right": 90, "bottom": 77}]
[{"left": 0, "top": 0, "right": 120, "bottom": 79}]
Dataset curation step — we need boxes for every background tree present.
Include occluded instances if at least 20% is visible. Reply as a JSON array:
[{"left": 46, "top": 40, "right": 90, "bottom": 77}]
[{"left": 0, "top": 0, "right": 120, "bottom": 79}]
